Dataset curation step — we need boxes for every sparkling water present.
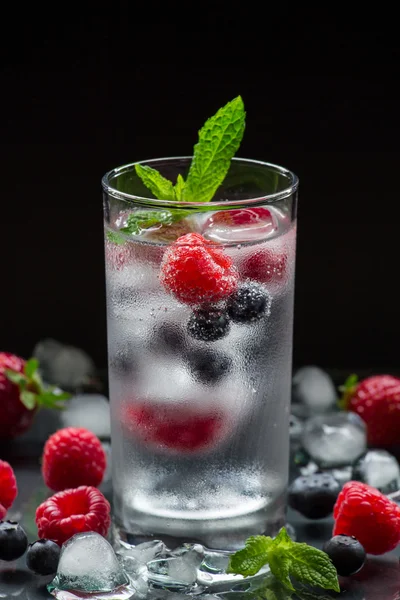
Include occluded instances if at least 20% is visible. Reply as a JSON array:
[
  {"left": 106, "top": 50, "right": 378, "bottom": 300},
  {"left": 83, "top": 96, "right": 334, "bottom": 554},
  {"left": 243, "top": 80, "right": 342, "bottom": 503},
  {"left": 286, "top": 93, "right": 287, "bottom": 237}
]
[{"left": 105, "top": 206, "right": 296, "bottom": 550}]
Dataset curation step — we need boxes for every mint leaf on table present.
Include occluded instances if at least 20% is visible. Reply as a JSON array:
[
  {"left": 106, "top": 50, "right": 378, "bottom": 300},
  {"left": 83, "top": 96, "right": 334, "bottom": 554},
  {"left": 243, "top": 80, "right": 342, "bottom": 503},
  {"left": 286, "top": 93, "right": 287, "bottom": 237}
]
[
  {"left": 134, "top": 164, "right": 176, "bottom": 201},
  {"left": 227, "top": 527, "right": 339, "bottom": 594},
  {"left": 227, "top": 535, "right": 273, "bottom": 577},
  {"left": 183, "top": 95, "right": 246, "bottom": 203}
]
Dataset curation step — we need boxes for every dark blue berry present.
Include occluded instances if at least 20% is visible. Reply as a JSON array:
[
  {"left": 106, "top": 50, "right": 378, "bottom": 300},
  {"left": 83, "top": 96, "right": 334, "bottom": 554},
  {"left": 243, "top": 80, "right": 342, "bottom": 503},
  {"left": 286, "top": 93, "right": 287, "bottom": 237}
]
[
  {"left": 152, "top": 322, "right": 184, "bottom": 353},
  {"left": 26, "top": 538, "right": 61, "bottom": 575},
  {"left": 288, "top": 473, "right": 340, "bottom": 519},
  {"left": 227, "top": 282, "right": 270, "bottom": 323},
  {"left": 323, "top": 535, "right": 366, "bottom": 576},
  {"left": 187, "top": 349, "right": 232, "bottom": 384},
  {"left": 0, "top": 521, "right": 28, "bottom": 561},
  {"left": 187, "top": 309, "right": 230, "bottom": 342}
]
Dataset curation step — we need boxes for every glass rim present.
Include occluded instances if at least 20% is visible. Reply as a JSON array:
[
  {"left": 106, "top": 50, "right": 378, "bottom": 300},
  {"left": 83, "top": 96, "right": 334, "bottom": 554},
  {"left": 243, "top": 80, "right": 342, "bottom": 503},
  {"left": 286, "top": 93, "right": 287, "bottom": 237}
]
[{"left": 101, "top": 156, "right": 299, "bottom": 209}]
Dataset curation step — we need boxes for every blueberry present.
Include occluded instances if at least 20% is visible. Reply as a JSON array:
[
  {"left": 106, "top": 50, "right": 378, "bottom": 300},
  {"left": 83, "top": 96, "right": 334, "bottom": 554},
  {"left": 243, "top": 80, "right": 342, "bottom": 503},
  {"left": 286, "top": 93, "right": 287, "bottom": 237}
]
[
  {"left": 323, "top": 535, "right": 366, "bottom": 576},
  {"left": 288, "top": 473, "right": 341, "bottom": 519},
  {"left": 187, "top": 309, "right": 230, "bottom": 342},
  {"left": 26, "top": 538, "right": 61, "bottom": 575},
  {"left": 0, "top": 521, "right": 28, "bottom": 561},
  {"left": 187, "top": 349, "right": 232, "bottom": 384},
  {"left": 227, "top": 282, "right": 271, "bottom": 323},
  {"left": 152, "top": 322, "right": 184, "bottom": 353}
]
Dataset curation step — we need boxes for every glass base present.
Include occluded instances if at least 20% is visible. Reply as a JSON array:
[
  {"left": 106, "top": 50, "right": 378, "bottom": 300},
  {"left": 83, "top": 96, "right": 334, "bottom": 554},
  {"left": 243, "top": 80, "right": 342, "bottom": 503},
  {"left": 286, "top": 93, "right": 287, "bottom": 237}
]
[{"left": 110, "top": 523, "right": 276, "bottom": 594}]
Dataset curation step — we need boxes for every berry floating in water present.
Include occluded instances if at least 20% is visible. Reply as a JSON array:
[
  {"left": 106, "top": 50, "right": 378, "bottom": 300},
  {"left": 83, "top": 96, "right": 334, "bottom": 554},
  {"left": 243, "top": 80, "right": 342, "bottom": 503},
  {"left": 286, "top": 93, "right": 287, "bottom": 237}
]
[
  {"left": 0, "top": 521, "right": 28, "bottom": 561},
  {"left": 323, "top": 535, "right": 366, "bottom": 576},
  {"left": 187, "top": 309, "right": 230, "bottom": 342},
  {"left": 26, "top": 538, "right": 61, "bottom": 575},
  {"left": 227, "top": 282, "right": 271, "bottom": 324},
  {"left": 186, "top": 348, "right": 232, "bottom": 384},
  {"left": 288, "top": 473, "right": 341, "bottom": 519}
]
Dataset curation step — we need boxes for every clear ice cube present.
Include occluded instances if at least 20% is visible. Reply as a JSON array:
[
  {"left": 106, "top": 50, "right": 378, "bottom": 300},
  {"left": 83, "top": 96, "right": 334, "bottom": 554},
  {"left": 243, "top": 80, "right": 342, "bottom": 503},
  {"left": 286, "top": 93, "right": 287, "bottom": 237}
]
[
  {"left": 302, "top": 412, "right": 367, "bottom": 468},
  {"left": 147, "top": 543, "right": 204, "bottom": 589},
  {"left": 117, "top": 540, "right": 167, "bottom": 574},
  {"left": 60, "top": 394, "right": 110, "bottom": 439},
  {"left": 292, "top": 366, "right": 337, "bottom": 414},
  {"left": 49, "top": 532, "right": 129, "bottom": 593},
  {"left": 352, "top": 450, "right": 400, "bottom": 493}
]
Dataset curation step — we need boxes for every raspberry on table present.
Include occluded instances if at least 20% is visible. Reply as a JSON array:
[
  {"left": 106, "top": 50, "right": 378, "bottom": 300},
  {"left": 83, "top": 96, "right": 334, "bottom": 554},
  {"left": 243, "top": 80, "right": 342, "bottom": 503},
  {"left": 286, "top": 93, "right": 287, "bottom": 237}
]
[
  {"left": 42, "top": 427, "right": 107, "bottom": 492},
  {"left": 0, "top": 460, "right": 18, "bottom": 514},
  {"left": 36, "top": 486, "right": 111, "bottom": 546},
  {"left": 333, "top": 481, "right": 400, "bottom": 555},
  {"left": 160, "top": 233, "right": 238, "bottom": 305}
]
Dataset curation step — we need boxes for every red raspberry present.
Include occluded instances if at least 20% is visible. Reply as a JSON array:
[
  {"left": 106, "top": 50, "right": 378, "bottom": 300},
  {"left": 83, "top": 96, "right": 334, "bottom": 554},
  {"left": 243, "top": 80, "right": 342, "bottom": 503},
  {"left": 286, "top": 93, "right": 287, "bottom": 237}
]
[
  {"left": 346, "top": 375, "right": 400, "bottom": 447},
  {"left": 36, "top": 486, "right": 110, "bottom": 545},
  {"left": 123, "top": 402, "right": 227, "bottom": 453},
  {"left": 160, "top": 233, "right": 238, "bottom": 305},
  {"left": 333, "top": 481, "right": 400, "bottom": 555},
  {"left": 240, "top": 248, "right": 287, "bottom": 284},
  {"left": 0, "top": 353, "right": 37, "bottom": 438},
  {"left": 0, "top": 504, "right": 6, "bottom": 520},
  {"left": 42, "top": 428, "right": 106, "bottom": 492},
  {"left": 0, "top": 460, "right": 17, "bottom": 513}
]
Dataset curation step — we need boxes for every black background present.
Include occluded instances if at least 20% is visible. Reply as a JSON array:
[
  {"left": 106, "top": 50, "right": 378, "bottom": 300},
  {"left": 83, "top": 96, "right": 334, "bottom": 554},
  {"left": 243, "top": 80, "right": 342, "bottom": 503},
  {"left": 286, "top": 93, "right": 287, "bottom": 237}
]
[{"left": 2, "top": 8, "right": 399, "bottom": 370}]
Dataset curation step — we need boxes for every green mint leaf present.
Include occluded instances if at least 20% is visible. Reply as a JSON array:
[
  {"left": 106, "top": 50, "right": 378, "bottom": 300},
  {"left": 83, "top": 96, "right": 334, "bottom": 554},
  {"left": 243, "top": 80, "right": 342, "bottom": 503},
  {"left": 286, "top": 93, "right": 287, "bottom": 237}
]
[
  {"left": 120, "top": 210, "right": 176, "bottom": 236},
  {"left": 227, "top": 535, "right": 273, "bottom": 577},
  {"left": 183, "top": 95, "right": 246, "bottom": 203},
  {"left": 24, "top": 358, "right": 39, "bottom": 379},
  {"left": 4, "top": 369, "right": 27, "bottom": 387},
  {"left": 135, "top": 164, "right": 176, "bottom": 201},
  {"left": 107, "top": 230, "right": 126, "bottom": 245},
  {"left": 20, "top": 390, "right": 37, "bottom": 410},
  {"left": 174, "top": 173, "right": 185, "bottom": 200},
  {"left": 268, "top": 550, "right": 295, "bottom": 592},
  {"left": 284, "top": 543, "right": 339, "bottom": 593}
]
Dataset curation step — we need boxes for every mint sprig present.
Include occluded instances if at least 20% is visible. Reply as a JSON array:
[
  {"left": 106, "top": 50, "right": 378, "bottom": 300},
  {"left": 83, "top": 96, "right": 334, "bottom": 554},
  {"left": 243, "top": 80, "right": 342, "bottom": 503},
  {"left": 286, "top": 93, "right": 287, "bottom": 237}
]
[
  {"left": 182, "top": 95, "right": 246, "bottom": 202},
  {"left": 107, "top": 96, "right": 247, "bottom": 241},
  {"left": 227, "top": 528, "right": 339, "bottom": 593},
  {"left": 5, "top": 357, "right": 71, "bottom": 411}
]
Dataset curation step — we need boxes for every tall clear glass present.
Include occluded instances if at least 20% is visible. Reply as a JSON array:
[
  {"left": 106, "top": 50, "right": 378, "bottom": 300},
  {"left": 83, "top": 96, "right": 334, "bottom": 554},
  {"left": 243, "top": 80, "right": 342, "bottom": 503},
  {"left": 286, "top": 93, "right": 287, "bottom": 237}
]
[{"left": 102, "top": 157, "right": 298, "bottom": 551}]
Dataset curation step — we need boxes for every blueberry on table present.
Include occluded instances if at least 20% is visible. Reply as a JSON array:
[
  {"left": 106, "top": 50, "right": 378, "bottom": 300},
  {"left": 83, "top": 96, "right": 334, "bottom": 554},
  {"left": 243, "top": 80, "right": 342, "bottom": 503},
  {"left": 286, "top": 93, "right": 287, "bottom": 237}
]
[
  {"left": 0, "top": 521, "right": 28, "bottom": 561},
  {"left": 26, "top": 538, "right": 61, "bottom": 575},
  {"left": 227, "top": 282, "right": 271, "bottom": 323},
  {"left": 187, "top": 309, "right": 230, "bottom": 342},
  {"left": 323, "top": 535, "right": 366, "bottom": 576},
  {"left": 186, "top": 348, "right": 232, "bottom": 384},
  {"left": 288, "top": 473, "right": 341, "bottom": 519}
]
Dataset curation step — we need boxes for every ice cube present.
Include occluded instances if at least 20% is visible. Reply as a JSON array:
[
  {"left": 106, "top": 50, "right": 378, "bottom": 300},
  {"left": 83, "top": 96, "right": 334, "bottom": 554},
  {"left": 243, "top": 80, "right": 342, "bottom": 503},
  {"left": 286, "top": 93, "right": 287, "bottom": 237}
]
[
  {"left": 200, "top": 550, "right": 230, "bottom": 574},
  {"left": 33, "top": 338, "right": 97, "bottom": 392},
  {"left": 302, "top": 412, "right": 366, "bottom": 468},
  {"left": 48, "top": 532, "right": 129, "bottom": 593},
  {"left": 117, "top": 540, "right": 167, "bottom": 574},
  {"left": 202, "top": 208, "right": 277, "bottom": 243},
  {"left": 147, "top": 544, "right": 204, "bottom": 589},
  {"left": 59, "top": 394, "right": 110, "bottom": 439},
  {"left": 299, "top": 461, "right": 352, "bottom": 487},
  {"left": 352, "top": 450, "right": 400, "bottom": 493},
  {"left": 292, "top": 366, "right": 337, "bottom": 414}
]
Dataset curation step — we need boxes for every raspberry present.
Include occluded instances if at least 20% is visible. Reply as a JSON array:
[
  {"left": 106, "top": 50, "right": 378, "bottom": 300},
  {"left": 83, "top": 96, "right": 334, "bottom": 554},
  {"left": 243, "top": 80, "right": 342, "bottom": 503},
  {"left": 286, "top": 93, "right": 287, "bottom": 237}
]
[
  {"left": 36, "top": 486, "right": 111, "bottom": 545},
  {"left": 42, "top": 428, "right": 106, "bottom": 492},
  {"left": 333, "top": 481, "right": 400, "bottom": 554},
  {"left": 123, "top": 402, "right": 227, "bottom": 453},
  {"left": 240, "top": 248, "right": 287, "bottom": 284},
  {"left": 160, "top": 233, "right": 238, "bottom": 305},
  {"left": 0, "top": 460, "right": 18, "bottom": 513}
]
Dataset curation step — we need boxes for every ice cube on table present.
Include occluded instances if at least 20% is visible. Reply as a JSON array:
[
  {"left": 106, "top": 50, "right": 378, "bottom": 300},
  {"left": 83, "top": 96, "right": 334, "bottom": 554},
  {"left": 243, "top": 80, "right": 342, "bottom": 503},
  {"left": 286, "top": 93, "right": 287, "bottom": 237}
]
[
  {"left": 33, "top": 338, "right": 96, "bottom": 391},
  {"left": 48, "top": 532, "right": 129, "bottom": 593},
  {"left": 302, "top": 412, "right": 367, "bottom": 468},
  {"left": 60, "top": 394, "right": 110, "bottom": 439},
  {"left": 352, "top": 450, "right": 400, "bottom": 493},
  {"left": 292, "top": 366, "right": 337, "bottom": 414},
  {"left": 299, "top": 461, "right": 352, "bottom": 487},
  {"left": 147, "top": 544, "right": 204, "bottom": 589},
  {"left": 117, "top": 540, "right": 167, "bottom": 574}
]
